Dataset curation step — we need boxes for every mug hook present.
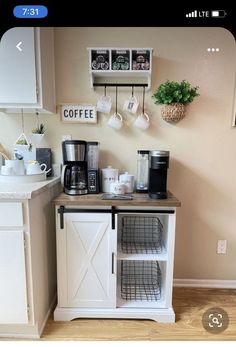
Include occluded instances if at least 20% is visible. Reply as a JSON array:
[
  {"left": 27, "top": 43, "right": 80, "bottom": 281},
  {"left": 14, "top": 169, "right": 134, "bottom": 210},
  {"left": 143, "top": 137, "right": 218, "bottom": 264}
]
[
  {"left": 104, "top": 85, "right": 107, "bottom": 97},
  {"left": 131, "top": 86, "right": 134, "bottom": 97},
  {"left": 115, "top": 85, "right": 118, "bottom": 114},
  {"left": 142, "top": 86, "right": 146, "bottom": 114}
]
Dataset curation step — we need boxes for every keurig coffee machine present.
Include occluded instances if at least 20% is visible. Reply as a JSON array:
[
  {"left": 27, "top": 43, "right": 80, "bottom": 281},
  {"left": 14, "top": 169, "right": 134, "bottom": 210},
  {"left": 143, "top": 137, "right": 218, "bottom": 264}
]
[{"left": 148, "top": 150, "right": 169, "bottom": 199}]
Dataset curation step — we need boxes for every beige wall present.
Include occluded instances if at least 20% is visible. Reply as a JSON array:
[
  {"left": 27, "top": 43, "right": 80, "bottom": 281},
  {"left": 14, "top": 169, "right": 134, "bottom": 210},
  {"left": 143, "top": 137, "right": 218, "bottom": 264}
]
[{"left": 1, "top": 27, "right": 236, "bottom": 280}]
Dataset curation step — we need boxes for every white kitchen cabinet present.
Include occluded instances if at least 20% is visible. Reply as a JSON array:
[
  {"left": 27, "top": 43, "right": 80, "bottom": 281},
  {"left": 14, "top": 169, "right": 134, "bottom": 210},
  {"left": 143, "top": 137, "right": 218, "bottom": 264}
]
[
  {"left": 0, "top": 178, "right": 61, "bottom": 338},
  {"left": 0, "top": 27, "right": 55, "bottom": 113},
  {"left": 0, "top": 202, "right": 23, "bottom": 226},
  {"left": 54, "top": 202, "right": 178, "bottom": 323},
  {"left": 56, "top": 212, "right": 116, "bottom": 308},
  {"left": 0, "top": 229, "right": 28, "bottom": 324}
]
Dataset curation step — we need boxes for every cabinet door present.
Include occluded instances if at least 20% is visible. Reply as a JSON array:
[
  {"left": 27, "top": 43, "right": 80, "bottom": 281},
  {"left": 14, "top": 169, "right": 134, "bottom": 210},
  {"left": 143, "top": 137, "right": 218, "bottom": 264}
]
[
  {"left": 57, "top": 213, "right": 116, "bottom": 308},
  {"left": 0, "top": 230, "right": 28, "bottom": 324},
  {"left": 0, "top": 27, "right": 37, "bottom": 104}
]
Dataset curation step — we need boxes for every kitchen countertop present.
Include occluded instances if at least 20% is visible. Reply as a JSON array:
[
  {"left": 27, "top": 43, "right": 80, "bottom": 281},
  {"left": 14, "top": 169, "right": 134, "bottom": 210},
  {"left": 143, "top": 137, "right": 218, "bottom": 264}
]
[
  {"left": 53, "top": 191, "right": 181, "bottom": 207},
  {"left": 0, "top": 177, "right": 61, "bottom": 199}
]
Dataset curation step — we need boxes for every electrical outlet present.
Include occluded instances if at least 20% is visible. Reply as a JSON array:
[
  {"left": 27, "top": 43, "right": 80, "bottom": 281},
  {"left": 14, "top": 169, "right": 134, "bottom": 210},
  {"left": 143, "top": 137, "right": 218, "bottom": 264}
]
[{"left": 217, "top": 240, "right": 227, "bottom": 254}]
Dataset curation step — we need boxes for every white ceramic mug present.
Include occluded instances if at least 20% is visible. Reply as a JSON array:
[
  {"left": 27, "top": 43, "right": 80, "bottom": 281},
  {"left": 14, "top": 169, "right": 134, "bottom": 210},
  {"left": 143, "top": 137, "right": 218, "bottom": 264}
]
[
  {"left": 110, "top": 181, "right": 126, "bottom": 195},
  {"left": 108, "top": 112, "right": 123, "bottom": 130},
  {"left": 133, "top": 112, "right": 150, "bottom": 130},
  {"left": 96, "top": 95, "right": 112, "bottom": 114},
  {"left": 27, "top": 161, "right": 48, "bottom": 175},
  {"left": 123, "top": 95, "right": 139, "bottom": 114},
  {"left": 1, "top": 166, "right": 13, "bottom": 176},
  {"left": 5, "top": 159, "right": 25, "bottom": 176}
]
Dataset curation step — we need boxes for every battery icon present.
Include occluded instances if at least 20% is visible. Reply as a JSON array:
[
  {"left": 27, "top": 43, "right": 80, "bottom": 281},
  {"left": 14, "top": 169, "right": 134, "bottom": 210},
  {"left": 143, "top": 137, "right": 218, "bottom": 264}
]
[{"left": 211, "top": 10, "right": 227, "bottom": 18}]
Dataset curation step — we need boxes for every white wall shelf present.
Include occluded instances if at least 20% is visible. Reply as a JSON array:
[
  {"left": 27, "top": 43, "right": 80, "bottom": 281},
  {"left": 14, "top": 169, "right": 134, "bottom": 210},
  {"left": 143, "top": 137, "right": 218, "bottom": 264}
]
[{"left": 87, "top": 48, "right": 153, "bottom": 91}]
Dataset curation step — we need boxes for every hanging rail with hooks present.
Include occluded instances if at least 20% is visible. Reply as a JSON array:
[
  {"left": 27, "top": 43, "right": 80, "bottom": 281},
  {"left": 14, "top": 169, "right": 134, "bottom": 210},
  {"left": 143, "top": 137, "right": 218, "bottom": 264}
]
[{"left": 93, "top": 83, "right": 148, "bottom": 88}]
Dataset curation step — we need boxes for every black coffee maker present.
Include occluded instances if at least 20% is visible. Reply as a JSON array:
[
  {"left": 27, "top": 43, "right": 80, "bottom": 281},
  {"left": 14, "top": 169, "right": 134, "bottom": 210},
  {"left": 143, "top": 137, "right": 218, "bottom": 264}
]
[
  {"left": 148, "top": 150, "right": 169, "bottom": 199},
  {"left": 62, "top": 140, "right": 88, "bottom": 195}
]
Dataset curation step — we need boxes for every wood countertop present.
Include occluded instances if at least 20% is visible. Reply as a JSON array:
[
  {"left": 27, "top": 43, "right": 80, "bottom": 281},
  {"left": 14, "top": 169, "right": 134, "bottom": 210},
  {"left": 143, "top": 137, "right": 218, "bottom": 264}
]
[{"left": 53, "top": 191, "right": 181, "bottom": 207}]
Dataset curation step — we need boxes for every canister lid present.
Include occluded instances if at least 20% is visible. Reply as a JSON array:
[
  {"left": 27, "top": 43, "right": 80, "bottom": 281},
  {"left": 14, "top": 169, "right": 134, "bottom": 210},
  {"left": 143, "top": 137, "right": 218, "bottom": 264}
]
[
  {"left": 102, "top": 166, "right": 118, "bottom": 171},
  {"left": 120, "top": 172, "right": 134, "bottom": 177},
  {"left": 87, "top": 141, "right": 99, "bottom": 145},
  {"left": 150, "top": 150, "right": 170, "bottom": 157},
  {"left": 137, "top": 150, "right": 150, "bottom": 154}
]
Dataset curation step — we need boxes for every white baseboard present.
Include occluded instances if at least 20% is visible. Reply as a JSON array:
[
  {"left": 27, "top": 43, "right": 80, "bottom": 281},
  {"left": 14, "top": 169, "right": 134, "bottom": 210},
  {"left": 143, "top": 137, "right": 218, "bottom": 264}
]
[
  {"left": 174, "top": 278, "right": 236, "bottom": 289},
  {"left": 38, "top": 293, "right": 57, "bottom": 337}
]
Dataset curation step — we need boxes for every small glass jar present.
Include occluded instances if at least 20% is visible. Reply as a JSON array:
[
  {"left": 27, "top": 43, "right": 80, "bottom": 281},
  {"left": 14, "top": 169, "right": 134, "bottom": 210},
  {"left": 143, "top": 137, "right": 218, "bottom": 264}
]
[{"left": 136, "top": 150, "right": 149, "bottom": 193}]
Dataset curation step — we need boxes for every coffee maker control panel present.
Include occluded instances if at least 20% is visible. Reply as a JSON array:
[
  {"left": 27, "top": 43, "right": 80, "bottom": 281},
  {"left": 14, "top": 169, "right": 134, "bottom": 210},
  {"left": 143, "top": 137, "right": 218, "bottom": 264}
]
[
  {"left": 88, "top": 170, "right": 99, "bottom": 193},
  {"left": 87, "top": 141, "right": 100, "bottom": 194}
]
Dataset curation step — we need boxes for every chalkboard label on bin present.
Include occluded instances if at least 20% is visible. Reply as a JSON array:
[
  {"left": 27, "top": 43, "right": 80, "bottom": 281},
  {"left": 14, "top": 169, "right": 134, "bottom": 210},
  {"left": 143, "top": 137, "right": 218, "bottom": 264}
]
[
  {"left": 132, "top": 50, "right": 150, "bottom": 70},
  {"left": 112, "top": 50, "right": 130, "bottom": 70},
  {"left": 91, "top": 50, "right": 109, "bottom": 70}
]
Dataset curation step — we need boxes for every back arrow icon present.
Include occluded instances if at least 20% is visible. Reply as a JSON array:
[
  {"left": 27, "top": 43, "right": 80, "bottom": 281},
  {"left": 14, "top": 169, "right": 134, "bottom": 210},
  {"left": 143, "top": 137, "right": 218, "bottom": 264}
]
[{"left": 16, "top": 42, "right": 22, "bottom": 52}]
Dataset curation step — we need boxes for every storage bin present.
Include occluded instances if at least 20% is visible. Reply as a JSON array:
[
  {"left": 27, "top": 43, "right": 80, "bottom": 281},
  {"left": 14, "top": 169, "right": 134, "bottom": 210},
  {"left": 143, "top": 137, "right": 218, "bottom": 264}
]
[
  {"left": 121, "top": 260, "right": 161, "bottom": 301},
  {"left": 121, "top": 216, "right": 163, "bottom": 254},
  {"left": 111, "top": 49, "right": 130, "bottom": 70},
  {"left": 131, "top": 49, "right": 151, "bottom": 70},
  {"left": 90, "top": 49, "right": 110, "bottom": 70}
]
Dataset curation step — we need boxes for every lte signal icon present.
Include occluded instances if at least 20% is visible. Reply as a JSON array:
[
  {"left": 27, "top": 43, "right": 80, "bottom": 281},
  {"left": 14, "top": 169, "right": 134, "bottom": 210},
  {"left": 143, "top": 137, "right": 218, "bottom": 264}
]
[{"left": 186, "top": 10, "right": 198, "bottom": 18}]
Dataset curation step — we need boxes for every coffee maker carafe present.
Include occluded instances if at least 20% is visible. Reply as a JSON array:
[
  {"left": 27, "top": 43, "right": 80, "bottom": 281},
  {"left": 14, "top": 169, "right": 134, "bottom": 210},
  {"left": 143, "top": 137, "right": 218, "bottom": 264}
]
[{"left": 62, "top": 140, "right": 88, "bottom": 195}]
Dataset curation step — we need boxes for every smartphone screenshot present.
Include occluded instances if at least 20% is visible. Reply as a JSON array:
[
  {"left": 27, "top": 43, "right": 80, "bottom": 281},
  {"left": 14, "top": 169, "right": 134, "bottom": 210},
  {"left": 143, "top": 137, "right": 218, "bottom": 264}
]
[{"left": 0, "top": 2, "right": 235, "bottom": 344}]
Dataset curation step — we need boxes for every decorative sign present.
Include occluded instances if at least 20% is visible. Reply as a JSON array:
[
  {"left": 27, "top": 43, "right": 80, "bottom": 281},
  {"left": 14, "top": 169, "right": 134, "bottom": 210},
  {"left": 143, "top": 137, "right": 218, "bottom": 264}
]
[
  {"left": 60, "top": 105, "right": 97, "bottom": 124},
  {"left": 91, "top": 50, "right": 109, "bottom": 70},
  {"left": 111, "top": 50, "right": 130, "bottom": 70},
  {"left": 132, "top": 50, "right": 150, "bottom": 70}
]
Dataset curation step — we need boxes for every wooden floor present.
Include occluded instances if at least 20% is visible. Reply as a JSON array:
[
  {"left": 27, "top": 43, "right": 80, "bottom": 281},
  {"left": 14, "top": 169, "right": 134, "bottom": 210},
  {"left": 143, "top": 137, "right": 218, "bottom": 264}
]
[{"left": 41, "top": 288, "right": 236, "bottom": 340}]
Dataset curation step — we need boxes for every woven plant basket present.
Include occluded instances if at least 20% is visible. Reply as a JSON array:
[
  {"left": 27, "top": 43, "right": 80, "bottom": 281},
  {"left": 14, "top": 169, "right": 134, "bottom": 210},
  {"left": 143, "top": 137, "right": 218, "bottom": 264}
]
[{"left": 161, "top": 103, "right": 185, "bottom": 123}]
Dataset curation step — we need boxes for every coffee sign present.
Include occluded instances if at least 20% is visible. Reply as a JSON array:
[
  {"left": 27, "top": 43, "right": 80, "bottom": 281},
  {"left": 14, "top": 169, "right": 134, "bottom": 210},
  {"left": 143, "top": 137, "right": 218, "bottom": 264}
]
[{"left": 60, "top": 105, "right": 97, "bottom": 123}]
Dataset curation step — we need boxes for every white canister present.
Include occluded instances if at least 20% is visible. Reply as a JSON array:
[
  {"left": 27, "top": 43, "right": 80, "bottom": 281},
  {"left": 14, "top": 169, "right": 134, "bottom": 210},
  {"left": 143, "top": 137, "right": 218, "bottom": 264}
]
[
  {"left": 119, "top": 171, "right": 135, "bottom": 193},
  {"left": 101, "top": 166, "right": 119, "bottom": 193},
  {"left": 110, "top": 181, "right": 126, "bottom": 195}
]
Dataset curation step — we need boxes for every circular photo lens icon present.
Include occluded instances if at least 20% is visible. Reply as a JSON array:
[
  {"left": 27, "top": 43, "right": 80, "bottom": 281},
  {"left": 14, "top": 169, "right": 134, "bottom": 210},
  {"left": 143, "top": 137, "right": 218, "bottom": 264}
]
[{"left": 202, "top": 307, "right": 229, "bottom": 334}]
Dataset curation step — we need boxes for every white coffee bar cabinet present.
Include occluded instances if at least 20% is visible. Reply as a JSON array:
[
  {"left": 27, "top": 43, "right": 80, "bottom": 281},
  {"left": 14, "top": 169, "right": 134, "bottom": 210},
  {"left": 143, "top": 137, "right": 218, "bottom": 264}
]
[
  {"left": 0, "top": 177, "right": 61, "bottom": 338},
  {"left": 54, "top": 192, "right": 181, "bottom": 323}
]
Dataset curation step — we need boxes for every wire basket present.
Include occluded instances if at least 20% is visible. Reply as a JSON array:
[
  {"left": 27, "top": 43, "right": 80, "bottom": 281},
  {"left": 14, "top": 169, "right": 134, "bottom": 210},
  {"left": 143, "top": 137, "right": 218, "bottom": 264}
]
[
  {"left": 121, "top": 216, "right": 163, "bottom": 254},
  {"left": 121, "top": 260, "right": 162, "bottom": 301}
]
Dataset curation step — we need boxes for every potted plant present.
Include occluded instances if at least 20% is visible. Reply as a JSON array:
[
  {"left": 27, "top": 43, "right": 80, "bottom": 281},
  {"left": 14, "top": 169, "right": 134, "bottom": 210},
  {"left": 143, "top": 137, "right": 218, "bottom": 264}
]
[
  {"left": 152, "top": 80, "right": 199, "bottom": 123},
  {"left": 31, "top": 123, "right": 45, "bottom": 144}
]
